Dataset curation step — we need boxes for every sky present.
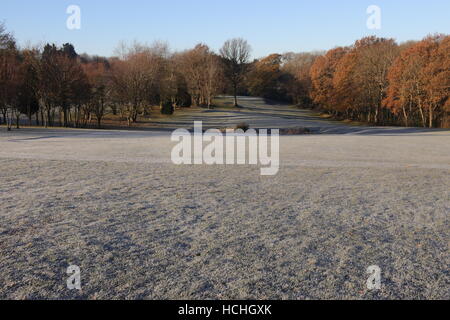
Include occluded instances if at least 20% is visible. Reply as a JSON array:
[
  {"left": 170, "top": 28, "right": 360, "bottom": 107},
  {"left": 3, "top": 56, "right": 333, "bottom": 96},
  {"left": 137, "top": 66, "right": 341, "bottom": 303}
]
[{"left": 1, "top": 0, "right": 449, "bottom": 59}]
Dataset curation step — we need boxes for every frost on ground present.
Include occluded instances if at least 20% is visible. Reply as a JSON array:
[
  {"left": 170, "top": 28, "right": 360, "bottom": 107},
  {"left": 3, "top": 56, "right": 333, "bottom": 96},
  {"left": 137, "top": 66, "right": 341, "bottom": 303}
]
[
  {"left": 0, "top": 99, "right": 449, "bottom": 300},
  {"left": 0, "top": 158, "right": 448, "bottom": 300}
]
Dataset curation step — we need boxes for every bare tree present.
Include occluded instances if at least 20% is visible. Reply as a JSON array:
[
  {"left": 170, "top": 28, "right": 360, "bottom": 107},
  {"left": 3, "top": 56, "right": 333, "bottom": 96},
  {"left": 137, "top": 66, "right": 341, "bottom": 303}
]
[
  {"left": 82, "top": 58, "right": 110, "bottom": 128},
  {"left": 0, "top": 23, "right": 19, "bottom": 129},
  {"left": 176, "top": 44, "right": 223, "bottom": 108},
  {"left": 220, "top": 38, "right": 251, "bottom": 107},
  {"left": 34, "top": 44, "right": 88, "bottom": 127},
  {"left": 281, "top": 52, "right": 323, "bottom": 105},
  {"left": 204, "top": 53, "right": 223, "bottom": 108},
  {"left": 110, "top": 42, "right": 169, "bottom": 126}
]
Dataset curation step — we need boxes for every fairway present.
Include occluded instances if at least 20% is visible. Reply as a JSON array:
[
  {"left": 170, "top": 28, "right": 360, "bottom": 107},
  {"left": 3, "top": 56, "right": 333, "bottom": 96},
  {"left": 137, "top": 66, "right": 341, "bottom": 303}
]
[{"left": 0, "top": 98, "right": 448, "bottom": 299}]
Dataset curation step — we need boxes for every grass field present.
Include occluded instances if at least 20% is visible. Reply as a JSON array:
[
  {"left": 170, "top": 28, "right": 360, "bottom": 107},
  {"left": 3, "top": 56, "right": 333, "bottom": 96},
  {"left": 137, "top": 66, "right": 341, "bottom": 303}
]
[{"left": 0, "top": 97, "right": 448, "bottom": 299}]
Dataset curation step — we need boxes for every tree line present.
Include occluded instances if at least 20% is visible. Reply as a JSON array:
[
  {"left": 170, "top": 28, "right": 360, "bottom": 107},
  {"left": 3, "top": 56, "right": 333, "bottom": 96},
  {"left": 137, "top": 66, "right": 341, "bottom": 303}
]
[
  {"left": 1, "top": 22, "right": 448, "bottom": 129},
  {"left": 244, "top": 35, "right": 449, "bottom": 128},
  {"left": 0, "top": 23, "right": 253, "bottom": 129}
]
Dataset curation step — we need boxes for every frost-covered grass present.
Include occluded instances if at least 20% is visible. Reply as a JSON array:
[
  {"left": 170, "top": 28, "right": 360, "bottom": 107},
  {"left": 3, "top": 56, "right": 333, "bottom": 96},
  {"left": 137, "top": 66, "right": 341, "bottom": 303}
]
[
  {"left": 0, "top": 158, "right": 448, "bottom": 299},
  {"left": 0, "top": 98, "right": 449, "bottom": 299}
]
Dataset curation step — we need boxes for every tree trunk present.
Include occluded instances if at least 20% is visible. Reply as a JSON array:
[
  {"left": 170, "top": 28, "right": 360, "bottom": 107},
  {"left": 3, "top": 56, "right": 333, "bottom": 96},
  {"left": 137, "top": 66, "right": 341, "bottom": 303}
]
[
  {"left": 402, "top": 106, "right": 408, "bottom": 127},
  {"left": 6, "top": 108, "right": 13, "bottom": 131},
  {"left": 63, "top": 105, "right": 69, "bottom": 127},
  {"left": 429, "top": 105, "right": 433, "bottom": 128},
  {"left": 46, "top": 108, "right": 51, "bottom": 128},
  {"left": 1, "top": 110, "right": 6, "bottom": 125},
  {"left": 418, "top": 101, "right": 426, "bottom": 128},
  {"left": 233, "top": 83, "right": 238, "bottom": 107}
]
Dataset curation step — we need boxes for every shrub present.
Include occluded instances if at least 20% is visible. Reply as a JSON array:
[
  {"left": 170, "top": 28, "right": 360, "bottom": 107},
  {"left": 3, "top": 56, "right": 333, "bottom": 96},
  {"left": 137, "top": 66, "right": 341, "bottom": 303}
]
[
  {"left": 280, "top": 127, "right": 311, "bottom": 135},
  {"left": 235, "top": 122, "right": 250, "bottom": 131},
  {"left": 161, "top": 101, "right": 175, "bottom": 115}
]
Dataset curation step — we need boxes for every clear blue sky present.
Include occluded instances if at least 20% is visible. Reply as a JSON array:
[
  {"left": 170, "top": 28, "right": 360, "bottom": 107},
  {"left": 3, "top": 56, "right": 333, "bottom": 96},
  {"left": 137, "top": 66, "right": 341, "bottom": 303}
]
[{"left": 1, "top": 0, "right": 449, "bottom": 58}]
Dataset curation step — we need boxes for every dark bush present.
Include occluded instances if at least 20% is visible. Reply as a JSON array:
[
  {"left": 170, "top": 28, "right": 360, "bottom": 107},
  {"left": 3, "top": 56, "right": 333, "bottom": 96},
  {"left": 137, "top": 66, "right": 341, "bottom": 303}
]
[
  {"left": 161, "top": 101, "right": 175, "bottom": 115},
  {"left": 235, "top": 122, "right": 250, "bottom": 131}
]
